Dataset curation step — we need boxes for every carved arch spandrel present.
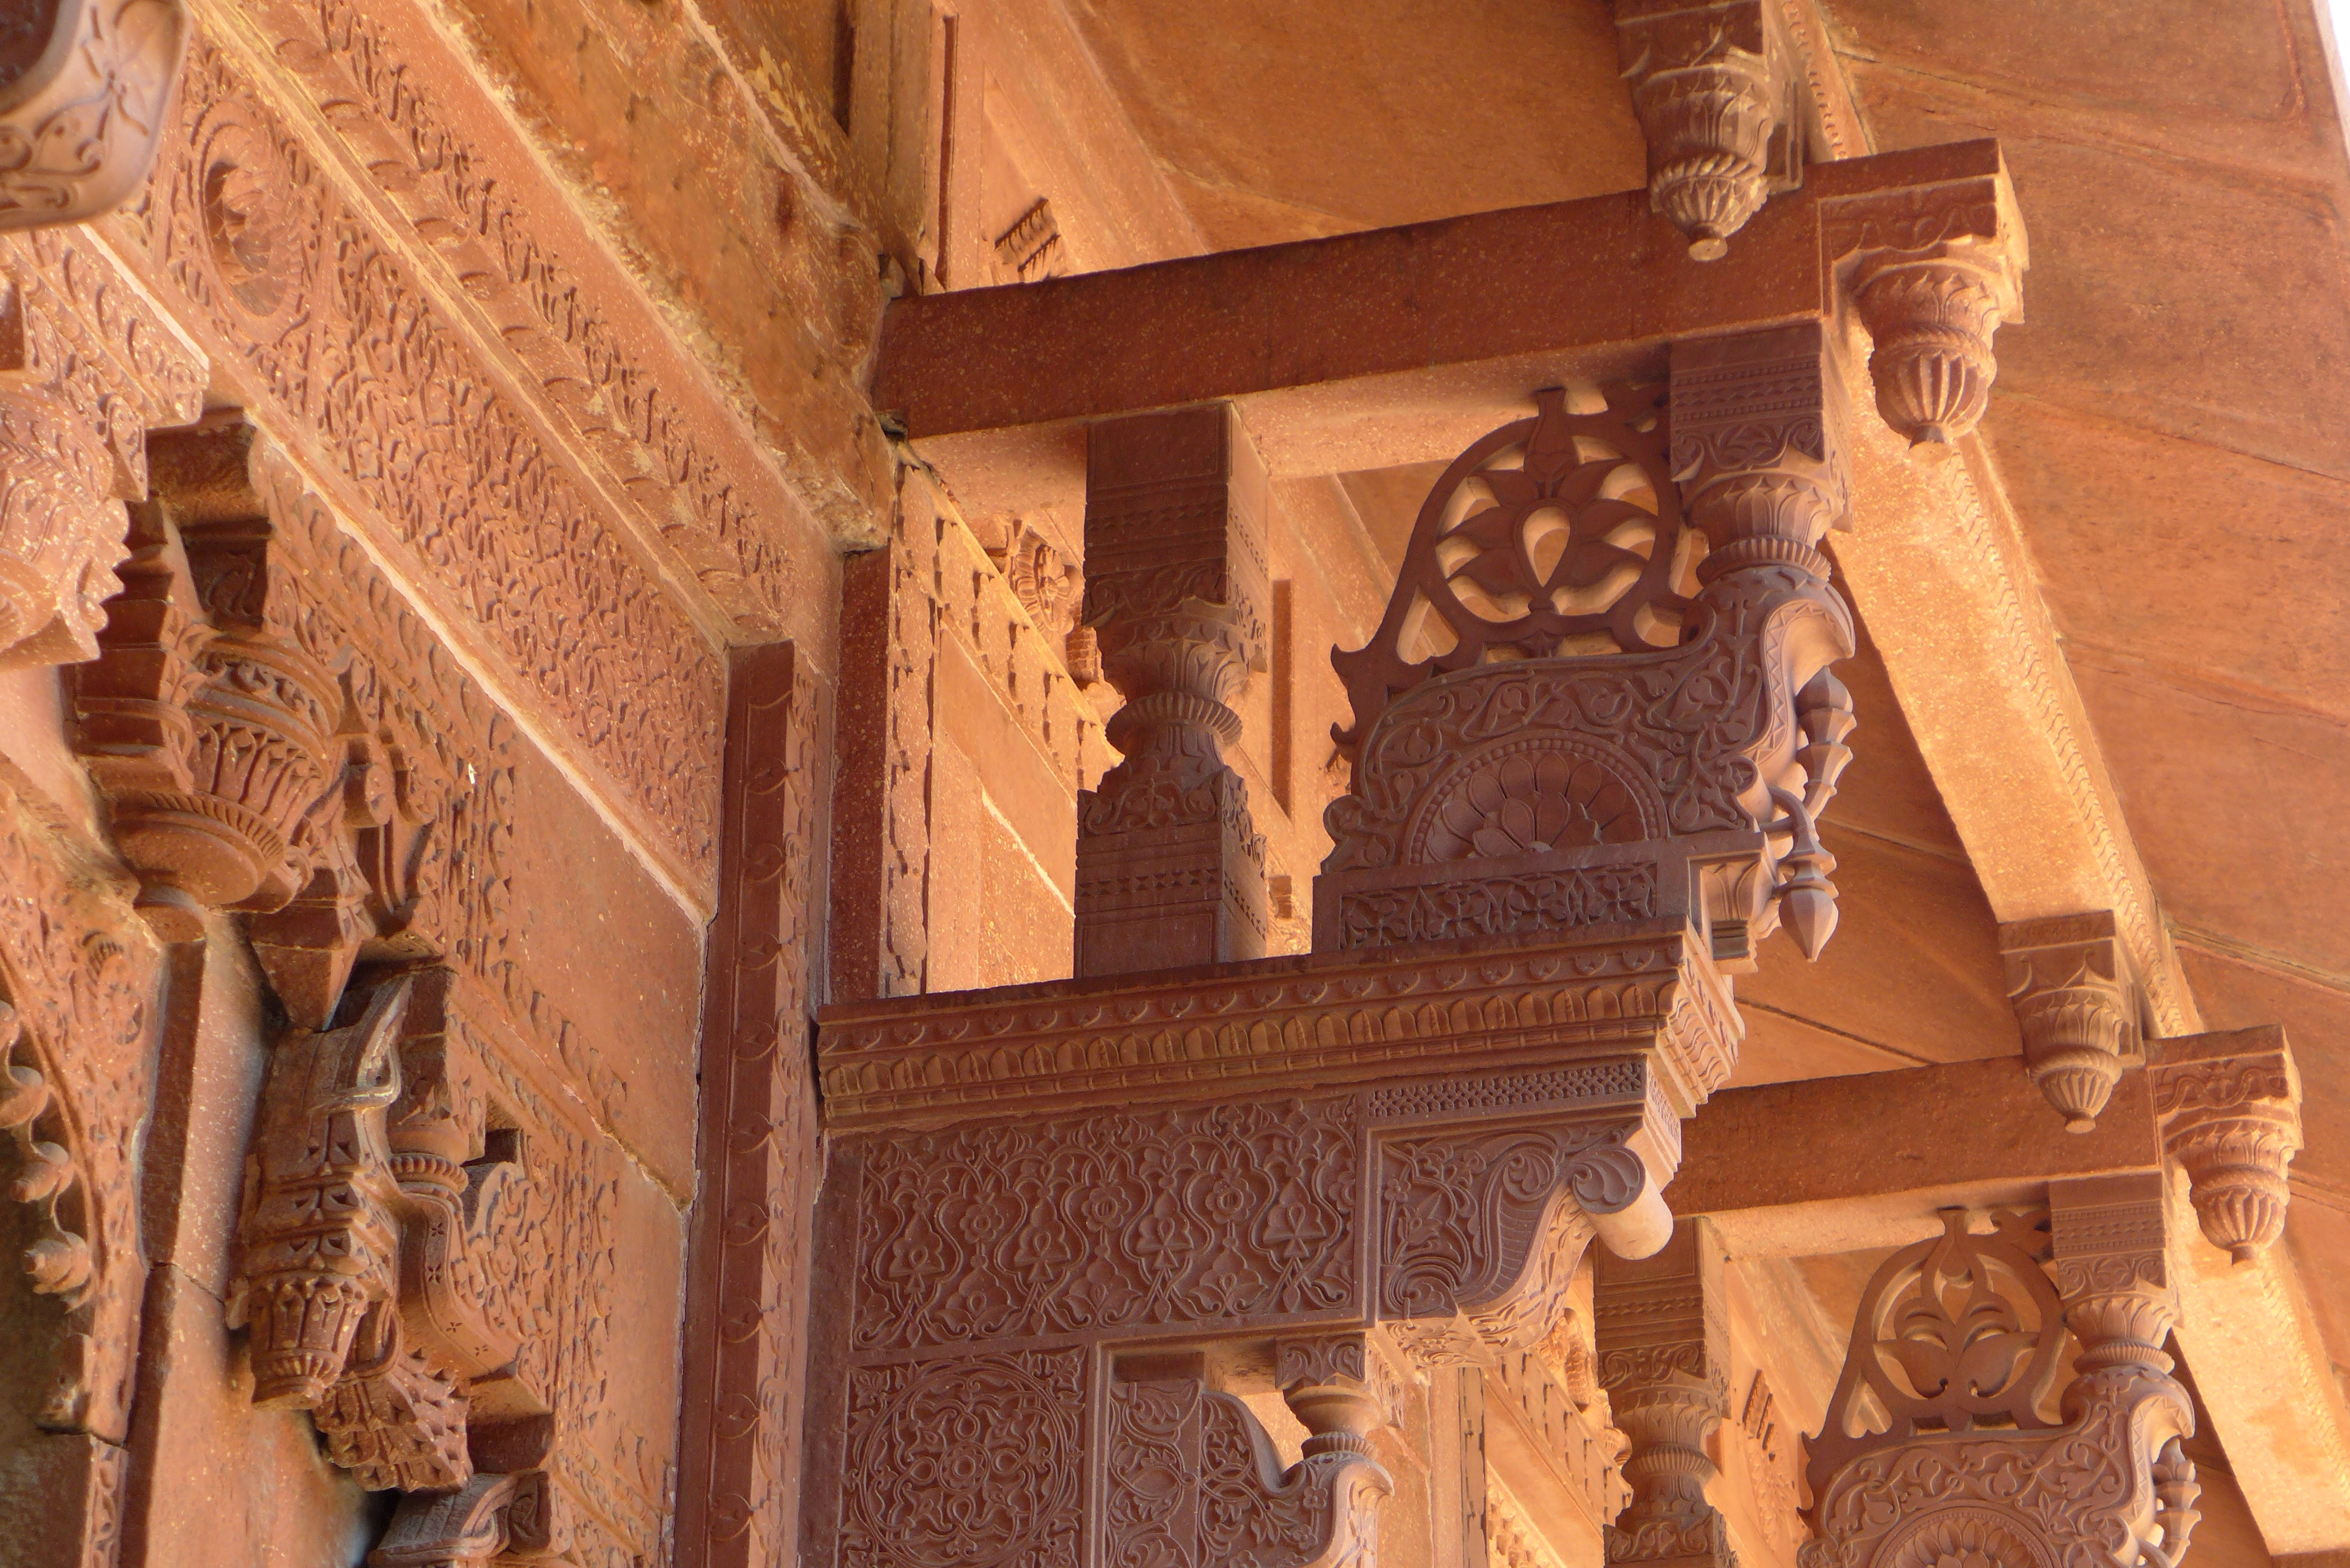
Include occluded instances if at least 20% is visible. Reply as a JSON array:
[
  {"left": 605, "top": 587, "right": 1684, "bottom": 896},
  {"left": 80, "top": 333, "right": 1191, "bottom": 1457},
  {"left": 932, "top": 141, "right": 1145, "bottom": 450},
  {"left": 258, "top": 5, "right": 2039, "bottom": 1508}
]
[{"left": 0, "top": 777, "right": 164, "bottom": 1448}]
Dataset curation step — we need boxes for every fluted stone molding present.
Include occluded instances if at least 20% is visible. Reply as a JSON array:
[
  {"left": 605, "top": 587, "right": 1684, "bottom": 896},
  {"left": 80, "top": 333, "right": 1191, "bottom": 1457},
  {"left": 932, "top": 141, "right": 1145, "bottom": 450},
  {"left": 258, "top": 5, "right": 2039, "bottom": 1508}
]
[
  {"left": 0, "top": 0, "right": 184, "bottom": 232},
  {"left": 2000, "top": 912, "right": 2143, "bottom": 1134},
  {"left": 1823, "top": 152, "right": 2028, "bottom": 454},
  {"left": 1614, "top": 0, "right": 1801, "bottom": 260},
  {"left": 1595, "top": 1220, "right": 1733, "bottom": 1568},
  {"left": 1076, "top": 401, "right": 1271, "bottom": 977},
  {"left": 2149, "top": 1026, "right": 2302, "bottom": 1266}
]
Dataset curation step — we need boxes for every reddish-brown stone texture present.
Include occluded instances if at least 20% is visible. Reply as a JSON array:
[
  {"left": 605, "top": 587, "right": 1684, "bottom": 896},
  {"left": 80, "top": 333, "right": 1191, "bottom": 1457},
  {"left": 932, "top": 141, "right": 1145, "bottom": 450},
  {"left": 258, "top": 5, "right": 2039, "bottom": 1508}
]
[{"left": 0, "top": 0, "right": 2339, "bottom": 1565}]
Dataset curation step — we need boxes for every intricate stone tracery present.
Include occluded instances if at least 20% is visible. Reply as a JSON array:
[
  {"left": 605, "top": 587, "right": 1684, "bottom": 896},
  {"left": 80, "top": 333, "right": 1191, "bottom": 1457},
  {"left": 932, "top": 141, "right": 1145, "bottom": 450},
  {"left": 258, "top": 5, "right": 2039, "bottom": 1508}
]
[
  {"left": 1802, "top": 1189, "right": 2196, "bottom": 1568},
  {"left": 1320, "top": 330, "right": 1856, "bottom": 964}
]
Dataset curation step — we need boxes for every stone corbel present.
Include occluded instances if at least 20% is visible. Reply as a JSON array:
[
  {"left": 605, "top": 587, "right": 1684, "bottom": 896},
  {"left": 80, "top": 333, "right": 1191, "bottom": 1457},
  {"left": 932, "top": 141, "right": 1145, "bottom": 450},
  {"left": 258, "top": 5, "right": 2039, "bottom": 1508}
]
[
  {"left": 1594, "top": 1220, "right": 1733, "bottom": 1568},
  {"left": 2147, "top": 1025, "right": 2301, "bottom": 1266},
  {"left": 2000, "top": 912, "right": 2145, "bottom": 1134},
  {"left": 1823, "top": 156, "right": 2028, "bottom": 455},
  {"left": 0, "top": 228, "right": 205, "bottom": 668},
  {"left": 1614, "top": 0, "right": 1803, "bottom": 259},
  {"left": 1802, "top": 1190, "right": 2195, "bottom": 1568},
  {"left": 0, "top": 0, "right": 185, "bottom": 232},
  {"left": 231, "top": 970, "right": 555, "bottom": 1505}
]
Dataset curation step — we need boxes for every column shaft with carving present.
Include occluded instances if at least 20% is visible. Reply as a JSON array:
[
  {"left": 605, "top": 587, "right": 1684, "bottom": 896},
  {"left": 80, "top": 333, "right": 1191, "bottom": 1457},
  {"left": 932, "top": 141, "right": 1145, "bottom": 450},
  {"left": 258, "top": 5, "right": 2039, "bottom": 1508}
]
[
  {"left": 1077, "top": 403, "right": 1270, "bottom": 976},
  {"left": 676, "top": 643, "right": 826, "bottom": 1568},
  {"left": 1614, "top": 0, "right": 1800, "bottom": 259},
  {"left": 831, "top": 467, "right": 938, "bottom": 1001},
  {"left": 2001, "top": 912, "right": 2142, "bottom": 1134},
  {"left": 1595, "top": 1220, "right": 1733, "bottom": 1568}
]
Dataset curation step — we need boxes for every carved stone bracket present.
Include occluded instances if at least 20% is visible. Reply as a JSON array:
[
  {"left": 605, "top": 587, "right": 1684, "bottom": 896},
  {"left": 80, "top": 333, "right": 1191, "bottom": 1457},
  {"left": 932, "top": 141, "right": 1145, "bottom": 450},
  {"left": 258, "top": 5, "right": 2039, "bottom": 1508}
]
[
  {"left": 1823, "top": 156, "right": 2028, "bottom": 454},
  {"left": 0, "top": 0, "right": 185, "bottom": 232},
  {"left": 370, "top": 1468, "right": 569, "bottom": 1567},
  {"left": 2000, "top": 912, "right": 2145, "bottom": 1134},
  {"left": 2148, "top": 1025, "right": 2302, "bottom": 1266},
  {"left": 1319, "top": 334, "right": 1856, "bottom": 968},
  {"left": 230, "top": 971, "right": 561, "bottom": 1523},
  {"left": 1077, "top": 402, "right": 1270, "bottom": 976},
  {"left": 1801, "top": 1190, "right": 2195, "bottom": 1568},
  {"left": 1614, "top": 0, "right": 1803, "bottom": 259},
  {"left": 1595, "top": 1221, "right": 1733, "bottom": 1568}
]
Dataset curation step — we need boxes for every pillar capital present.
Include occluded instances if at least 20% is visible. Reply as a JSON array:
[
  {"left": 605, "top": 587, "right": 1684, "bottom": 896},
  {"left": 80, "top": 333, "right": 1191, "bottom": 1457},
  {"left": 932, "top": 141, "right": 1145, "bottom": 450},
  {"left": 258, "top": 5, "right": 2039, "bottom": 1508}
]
[
  {"left": 1612, "top": 0, "right": 1803, "bottom": 260},
  {"left": 2148, "top": 1025, "right": 2303, "bottom": 1265},
  {"left": 2000, "top": 911, "right": 2145, "bottom": 1134}
]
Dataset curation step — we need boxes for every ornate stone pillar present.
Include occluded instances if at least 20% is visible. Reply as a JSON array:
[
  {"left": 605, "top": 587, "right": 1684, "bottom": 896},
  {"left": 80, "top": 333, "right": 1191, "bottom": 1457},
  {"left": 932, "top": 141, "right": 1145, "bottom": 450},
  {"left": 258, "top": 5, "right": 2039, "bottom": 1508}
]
[
  {"left": 1823, "top": 160, "right": 2028, "bottom": 454},
  {"left": 2149, "top": 1025, "right": 2302, "bottom": 1266},
  {"left": 1595, "top": 1220, "right": 1733, "bottom": 1568},
  {"left": 2000, "top": 912, "right": 2143, "bottom": 1133},
  {"left": 1613, "top": 0, "right": 1801, "bottom": 259},
  {"left": 1076, "top": 402, "right": 1270, "bottom": 976}
]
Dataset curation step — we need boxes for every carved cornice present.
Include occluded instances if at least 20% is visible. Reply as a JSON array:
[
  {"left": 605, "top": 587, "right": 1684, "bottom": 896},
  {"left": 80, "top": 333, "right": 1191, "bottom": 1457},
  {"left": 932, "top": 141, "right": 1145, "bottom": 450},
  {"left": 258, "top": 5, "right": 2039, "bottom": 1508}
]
[
  {"left": 2001, "top": 911, "right": 2144, "bottom": 1134},
  {"left": 1823, "top": 154, "right": 2028, "bottom": 453},
  {"left": 0, "top": 0, "right": 185, "bottom": 233},
  {"left": 105, "top": 33, "right": 724, "bottom": 895},
  {"left": 818, "top": 920, "right": 1741, "bottom": 1129},
  {"left": 2148, "top": 1026, "right": 2303, "bottom": 1266}
]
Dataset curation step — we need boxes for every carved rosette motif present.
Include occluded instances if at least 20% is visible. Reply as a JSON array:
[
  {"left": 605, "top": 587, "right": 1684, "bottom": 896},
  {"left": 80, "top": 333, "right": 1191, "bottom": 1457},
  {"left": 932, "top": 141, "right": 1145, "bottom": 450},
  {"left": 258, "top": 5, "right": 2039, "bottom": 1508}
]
[
  {"left": 1614, "top": 0, "right": 1800, "bottom": 259},
  {"left": 1802, "top": 1196, "right": 2196, "bottom": 1568},
  {"left": 1319, "top": 334, "right": 1855, "bottom": 967},
  {"left": 1077, "top": 403, "right": 1271, "bottom": 975},
  {"left": 1824, "top": 167, "right": 2029, "bottom": 454},
  {"left": 0, "top": 0, "right": 185, "bottom": 231},
  {"left": 2000, "top": 913, "right": 2142, "bottom": 1134},
  {"left": 2147, "top": 1029, "right": 2301, "bottom": 1266}
]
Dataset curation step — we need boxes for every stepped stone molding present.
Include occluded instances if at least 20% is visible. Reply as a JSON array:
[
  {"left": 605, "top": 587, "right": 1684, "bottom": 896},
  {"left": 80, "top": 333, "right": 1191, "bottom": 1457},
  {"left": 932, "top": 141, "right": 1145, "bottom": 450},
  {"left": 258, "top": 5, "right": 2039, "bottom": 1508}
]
[
  {"left": 2149, "top": 1027, "right": 2302, "bottom": 1266},
  {"left": 1822, "top": 154, "right": 2028, "bottom": 452},
  {"left": 1319, "top": 334, "right": 1856, "bottom": 965},
  {"left": 676, "top": 644, "right": 830, "bottom": 1568},
  {"left": 0, "top": 225, "right": 205, "bottom": 669},
  {"left": 1614, "top": 0, "right": 1803, "bottom": 259},
  {"left": 2001, "top": 912, "right": 2145, "bottom": 1135},
  {"left": 0, "top": 0, "right": 184, "bottom": 233},
  {"left": 105, "top": 31, "right": 724, "bottom": 893},
  {"left": 230, "top": 966, "right": 667, "bottom": 1567},
  {"left": 1801, "top": 1190, "right": 2196, "bottom": 1568},
  {"left": 1077, "top": 403, "right": 1271, "bottom": 976},
  {"left": 1595, "top": 1221, "right": 1733, "bottom": 1568}
]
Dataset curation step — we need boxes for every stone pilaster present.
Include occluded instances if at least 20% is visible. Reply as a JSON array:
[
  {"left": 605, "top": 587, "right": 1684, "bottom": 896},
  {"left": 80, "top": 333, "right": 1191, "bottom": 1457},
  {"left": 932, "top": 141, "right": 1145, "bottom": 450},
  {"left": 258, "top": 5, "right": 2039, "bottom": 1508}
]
[
  {"left": 1595, "top": 1220, "right": 1733, "bottom": 1568},
  {"left": 1075, "top": 402, "right": 1270, "bottom": 977},
  {"left": 2000, "top": 912, "right": 2143, "bottom": 1134}
]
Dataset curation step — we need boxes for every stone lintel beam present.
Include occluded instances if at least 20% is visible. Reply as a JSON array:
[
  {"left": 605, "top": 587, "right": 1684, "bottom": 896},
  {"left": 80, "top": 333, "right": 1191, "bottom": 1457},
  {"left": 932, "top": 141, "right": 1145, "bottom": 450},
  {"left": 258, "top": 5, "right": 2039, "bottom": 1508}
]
[
  {"left": 1669, "top": 1057, "right": 2161, "bottom": 1256},
  {"left": 876, "top": 141, "right": 2010, "bottom": 515}
]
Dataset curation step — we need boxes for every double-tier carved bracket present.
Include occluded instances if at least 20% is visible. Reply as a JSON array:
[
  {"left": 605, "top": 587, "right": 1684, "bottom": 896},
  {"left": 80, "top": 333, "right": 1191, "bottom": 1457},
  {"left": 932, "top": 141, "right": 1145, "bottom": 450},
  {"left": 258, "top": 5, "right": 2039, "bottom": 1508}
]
[
  {"left": 1823, "top": 157, "right": 2028, "bottom": 454},
  {"left": 1802, "top": 1181, "right": 2197, "bottom": 1568},
  {"left": 2149, "top": 1026, "right": 2302, "bottom": 1266},
  {"left": 2001, "top": 912, "right": 2145, "bottom": 1134},
  {"left": 1613, "top": 0, "right": 1804, "bottom": 259}
]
